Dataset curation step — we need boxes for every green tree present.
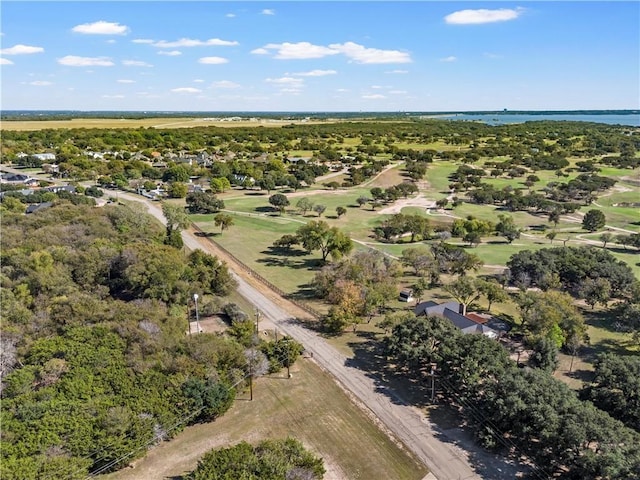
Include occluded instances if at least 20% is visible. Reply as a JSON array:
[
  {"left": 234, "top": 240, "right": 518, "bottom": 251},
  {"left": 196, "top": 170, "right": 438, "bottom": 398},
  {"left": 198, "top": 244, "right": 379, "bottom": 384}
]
[
  {"left": 186, "top": 191, "right": 225, "bottom": 213},
  {"left": 168, "top": 181, "right": 188, "bottom": 198},
  {"left": 313, "top": 204, "right": 327, "bottom": 217},
  {"left": 443, "top": 277, "right": 480, "bottom": 315},
  {"left": 268, "top": 193, "right": 289, "bottom": 215},
  {"left": 530, "top": 337, "right": 559, "bottom": 372},
  {"left": 582, "top": 209, "right": 606, "bottom": 232},
  {"left": 210, "top": 176, "right": 231, "bottom": 193},
  {"left": 495, "top": 214, "right": 521, "bottom": 243},
  {"left": 336, "top": 206, "right": 347, "bottom": 218},
  {"left": 296, "top": 197, "right": 314, "bottom": 215},
  {"left": 600, "top": 232, "right": 613, "bottom": 248},
  {"left": 476, "top": 279, "right": 509, "bottom": 312},
  {"left": 186, "top": 438, "right": 325, "bottom": 480},
  {"left": 296, "top": 221, "right": 353, "bottom": 261},
  {"left": 206, "top": 211, "right": 232, "bottom": 233},
  {"left": 162, "top": 202, "right": 190, "bottom": 248}
]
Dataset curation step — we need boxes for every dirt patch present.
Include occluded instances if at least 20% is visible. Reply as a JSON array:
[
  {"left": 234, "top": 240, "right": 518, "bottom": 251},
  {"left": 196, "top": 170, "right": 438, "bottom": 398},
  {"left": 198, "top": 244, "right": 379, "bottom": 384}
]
[{"left": 377, "top": 194, "right": 436, "bottom": 215}]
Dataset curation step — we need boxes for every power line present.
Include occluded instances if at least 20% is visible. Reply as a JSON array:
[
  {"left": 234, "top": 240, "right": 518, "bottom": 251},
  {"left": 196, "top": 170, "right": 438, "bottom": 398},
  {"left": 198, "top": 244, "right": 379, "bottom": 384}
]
[{"left": 81, "top": 345, "right": 298, "bottom": 479}]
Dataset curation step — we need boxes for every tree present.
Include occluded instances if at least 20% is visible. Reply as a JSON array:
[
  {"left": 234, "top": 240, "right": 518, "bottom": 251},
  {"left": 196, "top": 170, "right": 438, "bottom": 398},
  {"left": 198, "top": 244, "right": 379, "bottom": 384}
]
[
  {"left": 210, "top": 176, "right": 231, "bottom": 193},
  {"left": 162, "top": 202, "right": 190, "bottom": 248},
  {"left": 273, "top": 234, "right": 300, "bottom": 250},
  {"left": 476, "top": 279, "right": 508, "bottom": 312},
  {"left": 356, "top": 196, "right": 369, "bottom": 208},
  {"left": 213, "top": 213, "right": 234, "bottom": 234},
  {"left": 336, "top": 206, "right": 347, "bottom": 218},
  {"left": 530, "top": 337, "right": 559, "bottom": 372},
  {"left": 600, "top": 232, "right": 613, "bottom": 248},
  {"left": 548, "top": 209, "right": 561, "bottom": 227},
  {"left": 296, "top": 197, "right": 314, "bottom": 216},
  {"left": 435, "top": 198, "right": 448, "bottom": 209},
  {"left": 582, "top": 209, "right": 606, "bottom": 232},
  {"left": 186, "top": 191, "right": 224, "bottom": 213},
  {"left": 443, "top": 277, "right": 480, "bottom": 316},
  {"left": 269, "top": 193, "right": 289, "bottom": 215},
  {"left": 186, "top": 438, "right": 325, "bottom": 480},
  {"left": 581, "top": 353, "right": 640, "bottom": 431},
  {"left": 495, "top": 214, "right": 521, "bottom": 243},
  {"left": 168, "top": 181, "right": 188, "bottom": 198},
  {"left": 296, "top": 221, "right": 353, "bottom": 261},
  {"left": 313, "top": 204, "right": 327, "bottom": 217},
  {"left": 546, "top": 231, "right": 557, "bottom": 244},
  {"left": 578, "top": 277, "right": 611, "bottom": 309},
  {"left": 516, "top": 290, "right": 586, "bottom": 346}
]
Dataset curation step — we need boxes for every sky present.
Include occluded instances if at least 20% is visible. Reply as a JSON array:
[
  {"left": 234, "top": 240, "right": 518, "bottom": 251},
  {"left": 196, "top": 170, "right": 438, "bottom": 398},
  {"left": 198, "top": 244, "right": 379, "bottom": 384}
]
[{"left": 1, "top": 1, "right": 639, "bottom": 112}]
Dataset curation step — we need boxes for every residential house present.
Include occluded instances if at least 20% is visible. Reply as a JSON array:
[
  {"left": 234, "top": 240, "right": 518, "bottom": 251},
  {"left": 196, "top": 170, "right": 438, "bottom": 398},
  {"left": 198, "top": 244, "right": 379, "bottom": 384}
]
[{"left": 414, "top": 300, "right": 499, "bottom": 338}]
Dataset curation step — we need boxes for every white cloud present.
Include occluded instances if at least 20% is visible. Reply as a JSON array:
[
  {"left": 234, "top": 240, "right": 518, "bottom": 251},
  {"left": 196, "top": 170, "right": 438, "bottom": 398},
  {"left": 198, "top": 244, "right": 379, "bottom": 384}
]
[
  {"left": 226, "top": 13, "right": 236, "bottom": 18},
  {"left": 152, "top": 38, "right": 238, "bottom": 48},
  {"left": 336, "top": 88, "right": 349, "bottom": 92},
  {"left": 389, "top": 90, "right": 407, "bottom": 95},
  {"left": 102, "top": 94, "right": 125, "bottom": 98},
  {"left": 265, "top": 76, "right": 304, "bottom": 86},
  {"left": 106, "top": 39, "right": 116, "bottom": 44},
  {"left": 445, "top": 8, "right": 524, "bottom": 25},
  {"left": 262, "top": 9, "right": 275, "bottom": 15},
  {"left": 291, "top": 69, "right": 337, "bottom": 77},
  {"left": 0, "top": 58, "right": 14, "bottom": 65},
  {"left": 133, "top": 39, "right": 154, "bottom": 44},
  {"left": 329, "top": 42, "right": 412, "bottom": 64},
  {"left": 362, "top": 94, "right": 386, "bottom": 99},
  {"left": 198, "top": 56, "right": 229, "bottom": 64},
  {"left": 117, "top": 79, "right": 135, "bottom": 83},
  {"left": 211, "top": 80, "right": 240, "bottom": 89},
  {"left": 440, "top": 56, "right": 457, "bottom": 62},
  {"left": 72, "top": 21, "right": 129, "bottom": 35},
  {"left": 0, "top": 44, "right": 44, "bottom": 55},
  {"left": 385, "top": 69, "right": 408, "bottom": 74},
  {"left": 193, "top": 79, "right": 205, "bottom": 83},
  {"left": 29, "top": 80, "right": 52, "bottom": 86},
  {"left": 58, "top": 55, "right": 114, "bottom": 67},
  {"left": 253, "top": 42, "right": 340, "bottom": 60},
  {"left": 483, "top": 52, "right": 503, "bottom": 59},
  {"left": 171, "top": 87, "right": 202, "bottom": 94},
  {"left": 123, "top": 60, "right": 153, "bottom": 67},
  {"left": 158, "top": 50, "right": 182, "bottom": 56}
]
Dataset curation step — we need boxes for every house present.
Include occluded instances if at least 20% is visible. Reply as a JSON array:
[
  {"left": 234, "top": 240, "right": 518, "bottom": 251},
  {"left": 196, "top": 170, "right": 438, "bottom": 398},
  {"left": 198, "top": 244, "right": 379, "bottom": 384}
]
[
  {"left": 414, "top": 300, "right": 499, "bottom": 339},
  {"left": 32, "top": 153, "right": 56, "bottom": 162},
  {"left": 25, "top": 202, "right": 53, "bottom": 214},
  {"left": 399, "top": 289, "right": 414, "bottom": 302}
]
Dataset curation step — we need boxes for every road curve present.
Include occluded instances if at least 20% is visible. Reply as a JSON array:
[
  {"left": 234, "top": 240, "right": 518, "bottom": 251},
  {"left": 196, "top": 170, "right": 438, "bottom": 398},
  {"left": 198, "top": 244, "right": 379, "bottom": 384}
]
[{"left": 102, "top": 190, "right": 481, "bottom": 480}]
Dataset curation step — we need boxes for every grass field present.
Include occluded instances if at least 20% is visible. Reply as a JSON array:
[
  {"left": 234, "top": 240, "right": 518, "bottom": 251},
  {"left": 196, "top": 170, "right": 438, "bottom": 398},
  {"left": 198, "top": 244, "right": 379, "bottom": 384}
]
[
  {"left": 104, "top": 357, "right": 428, "bottom": 480},
  {"left": 0, "top": 117, "right": 337, "bottom": 131}
]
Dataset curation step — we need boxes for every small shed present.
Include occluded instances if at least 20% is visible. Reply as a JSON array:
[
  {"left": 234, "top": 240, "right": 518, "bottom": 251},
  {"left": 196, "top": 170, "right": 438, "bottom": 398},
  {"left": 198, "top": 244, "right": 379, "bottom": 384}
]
[{"left": 399, "top": 289, "right": 414, "bottom": 302}]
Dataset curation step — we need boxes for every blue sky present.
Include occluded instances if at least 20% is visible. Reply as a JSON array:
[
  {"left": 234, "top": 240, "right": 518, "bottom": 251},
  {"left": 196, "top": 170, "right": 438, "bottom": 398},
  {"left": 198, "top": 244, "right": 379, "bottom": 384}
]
[{"left": 1, "top": 1, "right": 638, "bottom": 112}]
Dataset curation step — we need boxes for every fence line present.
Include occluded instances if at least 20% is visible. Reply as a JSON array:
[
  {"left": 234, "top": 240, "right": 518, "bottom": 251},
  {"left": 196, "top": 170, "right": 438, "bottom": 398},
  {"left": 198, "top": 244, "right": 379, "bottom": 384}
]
[{"left": 191, "top": 224, "right": 323, "bottom": 320}]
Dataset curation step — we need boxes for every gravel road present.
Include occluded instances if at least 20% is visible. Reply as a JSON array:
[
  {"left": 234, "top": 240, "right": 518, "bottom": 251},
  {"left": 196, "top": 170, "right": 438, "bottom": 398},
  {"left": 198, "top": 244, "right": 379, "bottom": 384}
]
[{"left": 100, "top": 191, "right": 485, "bottom": 480}]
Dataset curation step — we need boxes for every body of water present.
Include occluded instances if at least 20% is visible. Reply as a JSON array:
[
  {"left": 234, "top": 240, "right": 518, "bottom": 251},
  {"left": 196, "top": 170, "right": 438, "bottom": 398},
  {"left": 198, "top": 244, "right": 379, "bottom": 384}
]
[{"left": 439, "top": 113, "right": 640, "bottom": 127}]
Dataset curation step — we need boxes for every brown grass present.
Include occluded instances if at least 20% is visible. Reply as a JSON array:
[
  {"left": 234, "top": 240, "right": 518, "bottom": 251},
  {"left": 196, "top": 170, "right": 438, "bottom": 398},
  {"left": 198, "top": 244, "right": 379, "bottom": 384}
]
[{"left": 104, "top": 358, "right": 427, "bottom": 480}]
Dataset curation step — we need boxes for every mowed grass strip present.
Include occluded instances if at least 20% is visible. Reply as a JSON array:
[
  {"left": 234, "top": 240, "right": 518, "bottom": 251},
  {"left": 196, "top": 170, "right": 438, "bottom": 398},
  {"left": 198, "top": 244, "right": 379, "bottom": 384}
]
[{"left": 104, "top": 358, "right": 428, "bottom": 480}]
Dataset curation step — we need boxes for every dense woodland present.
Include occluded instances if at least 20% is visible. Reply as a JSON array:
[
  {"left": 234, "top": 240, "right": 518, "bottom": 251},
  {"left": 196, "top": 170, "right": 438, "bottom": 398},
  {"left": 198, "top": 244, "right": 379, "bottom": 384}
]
[{"left": 0, "top": 200, "right": 302, "bottom": 479}]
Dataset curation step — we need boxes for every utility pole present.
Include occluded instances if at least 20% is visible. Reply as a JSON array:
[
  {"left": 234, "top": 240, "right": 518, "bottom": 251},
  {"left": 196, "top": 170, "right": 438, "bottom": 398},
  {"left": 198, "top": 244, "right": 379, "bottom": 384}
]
[
  {"left": 193, "top": 293, "right": 201, "bottom": 333},
  {"left": 429, "top": 363, "right": 437, "bottom": 403},
  {"left": 254, "top": 308, "right": 261, "bottom": 335},
  {"left": 249, "top": 360, "right": 253, "bottom": 401}
]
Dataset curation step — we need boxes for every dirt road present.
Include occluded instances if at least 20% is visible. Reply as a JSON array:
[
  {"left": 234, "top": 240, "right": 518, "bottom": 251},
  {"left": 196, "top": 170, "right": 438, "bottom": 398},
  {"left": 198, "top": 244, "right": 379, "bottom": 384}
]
[{"left": 103, "top": 190, "right": 485, "bottom": 480}]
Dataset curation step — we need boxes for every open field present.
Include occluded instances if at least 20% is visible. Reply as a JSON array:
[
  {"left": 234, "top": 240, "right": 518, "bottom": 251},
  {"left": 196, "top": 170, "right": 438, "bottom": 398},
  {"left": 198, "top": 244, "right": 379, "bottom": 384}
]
[
  {"left": 0, "top": 117, "right": 337, "bottom": 131},
  {"left": 103, "top": 357, "right": 428, "bottom": 480}
]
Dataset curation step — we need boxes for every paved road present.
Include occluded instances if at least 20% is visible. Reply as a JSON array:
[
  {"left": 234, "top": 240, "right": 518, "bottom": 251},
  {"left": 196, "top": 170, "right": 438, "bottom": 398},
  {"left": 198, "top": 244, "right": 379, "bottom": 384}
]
[{"left": 98, "top": 189, "right": 482, "bottom": 480}]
